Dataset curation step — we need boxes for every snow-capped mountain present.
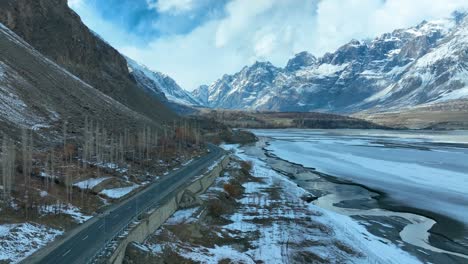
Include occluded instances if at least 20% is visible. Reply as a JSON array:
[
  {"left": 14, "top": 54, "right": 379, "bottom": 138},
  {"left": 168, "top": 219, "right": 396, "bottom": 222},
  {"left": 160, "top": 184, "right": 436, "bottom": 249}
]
[
  {"left": 364, "top": 15, "right": 468, "bottom": 110},
  {"left": 191, "top": 85, "right": 209, "bottom": 106},
  {"left": 193, "top": 13, "right": 468, "bottom": 113},
  {"left": 127, "top": 58, "right": 200, "bottom": 106}
]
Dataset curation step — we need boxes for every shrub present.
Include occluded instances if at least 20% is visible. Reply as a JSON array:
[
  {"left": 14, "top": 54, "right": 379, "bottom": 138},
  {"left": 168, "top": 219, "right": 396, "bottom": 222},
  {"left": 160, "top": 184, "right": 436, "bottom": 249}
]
[
  {"left": 240, "top": 161, "right": 252, "bottom": 175},
  {"left": 223, "top": 183, "right": 241, "bottom": 198},
  {"left": 207, "top": 199, "right": 228, "bottom": 218}
]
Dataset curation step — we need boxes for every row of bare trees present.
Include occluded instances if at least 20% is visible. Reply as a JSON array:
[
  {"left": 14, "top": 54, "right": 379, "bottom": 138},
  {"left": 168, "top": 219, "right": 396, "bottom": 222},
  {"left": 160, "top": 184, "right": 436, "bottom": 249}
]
[{"left": 0, "top": 117, "right": 204, "bottom": 215}]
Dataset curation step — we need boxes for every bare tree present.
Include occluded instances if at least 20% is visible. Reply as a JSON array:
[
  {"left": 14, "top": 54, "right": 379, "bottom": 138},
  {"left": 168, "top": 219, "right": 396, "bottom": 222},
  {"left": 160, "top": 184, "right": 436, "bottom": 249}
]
[
  {"left": 1, "top": 135, "right": 16, "bottom": 203},
  {"left": 22, "top": 129, "right": 33, "bottom": 218}
]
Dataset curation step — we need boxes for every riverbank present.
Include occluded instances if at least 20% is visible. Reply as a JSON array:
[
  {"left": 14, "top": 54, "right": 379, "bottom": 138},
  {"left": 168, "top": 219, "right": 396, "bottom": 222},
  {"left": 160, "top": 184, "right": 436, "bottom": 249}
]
[
  {"left": 249, "top": 129, "right": 468, "bottom": 263},
  {"left": 124, "top": 145, "right": 420, "bottom": 263}
]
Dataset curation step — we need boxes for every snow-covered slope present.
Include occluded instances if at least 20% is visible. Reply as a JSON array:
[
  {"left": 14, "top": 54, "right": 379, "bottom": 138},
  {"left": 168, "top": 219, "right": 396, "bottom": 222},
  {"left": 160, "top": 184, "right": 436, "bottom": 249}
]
[
  {"left": 364, "top": 16, "right": 468, "bottom": 110},
  {"left": 127, "top": 58, "right": 200, "bottom": 106},
  {"left": 192, "top": 13, "right": 467, "bottom": 113}
]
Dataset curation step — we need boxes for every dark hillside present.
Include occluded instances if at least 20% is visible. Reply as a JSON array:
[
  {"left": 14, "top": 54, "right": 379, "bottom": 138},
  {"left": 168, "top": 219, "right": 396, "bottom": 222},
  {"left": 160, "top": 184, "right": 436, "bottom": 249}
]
[{"left": 0, "top": 0, "right": 176, "bottom": 123}]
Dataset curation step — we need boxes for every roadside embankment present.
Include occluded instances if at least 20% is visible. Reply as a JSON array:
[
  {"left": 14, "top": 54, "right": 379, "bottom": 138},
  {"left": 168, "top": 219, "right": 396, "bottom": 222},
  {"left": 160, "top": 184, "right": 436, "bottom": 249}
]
[{"left": 97, "top": 155, "right": 230, "bottom": 264}]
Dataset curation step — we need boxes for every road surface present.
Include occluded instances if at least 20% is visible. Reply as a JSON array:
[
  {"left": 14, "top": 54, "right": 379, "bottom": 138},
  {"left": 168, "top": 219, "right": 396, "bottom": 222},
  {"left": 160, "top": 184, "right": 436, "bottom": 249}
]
[{"left": 26, "top": 144, "right": 224, "bottom": 264}]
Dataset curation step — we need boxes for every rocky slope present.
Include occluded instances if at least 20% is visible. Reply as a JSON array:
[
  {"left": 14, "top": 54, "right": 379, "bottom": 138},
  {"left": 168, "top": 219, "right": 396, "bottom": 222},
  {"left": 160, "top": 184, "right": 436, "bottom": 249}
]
[
  {"left": 0, "top": 0, "right": 175, "bottom": 123},
  {"left": 0, "top": 22, "right": 150, "bottom": 140},
  {"left": 193, "top": 13, "right": 468, "bottom": 114}
]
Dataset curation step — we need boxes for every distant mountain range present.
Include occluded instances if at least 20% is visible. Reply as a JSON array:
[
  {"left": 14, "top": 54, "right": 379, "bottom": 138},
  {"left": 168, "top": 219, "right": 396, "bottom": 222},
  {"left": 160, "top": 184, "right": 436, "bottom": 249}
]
[
  {"left": 3, "top": 0, "right": 465, "bottom": 132},
  {"left": 190, "top": 12, "right": 468, "bottom": 114}
]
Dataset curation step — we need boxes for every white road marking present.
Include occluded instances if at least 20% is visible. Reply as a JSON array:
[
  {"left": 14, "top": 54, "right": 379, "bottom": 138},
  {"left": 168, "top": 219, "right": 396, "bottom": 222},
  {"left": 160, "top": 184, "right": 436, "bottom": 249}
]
[
  {"left": 82, "top": 235, "right": 88, "bottom": 241},
  {"left": 98, "top": 224, "right": 104, "bottom": 229},
  {"left": 62, "top": 249, "right": 71, "bottom": 257}
]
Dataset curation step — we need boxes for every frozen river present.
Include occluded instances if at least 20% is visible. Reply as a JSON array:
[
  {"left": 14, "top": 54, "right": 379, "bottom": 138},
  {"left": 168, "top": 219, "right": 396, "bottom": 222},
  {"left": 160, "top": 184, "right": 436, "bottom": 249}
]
[{"left": 251, "top": 129, "right": 468, "bottom": 263}]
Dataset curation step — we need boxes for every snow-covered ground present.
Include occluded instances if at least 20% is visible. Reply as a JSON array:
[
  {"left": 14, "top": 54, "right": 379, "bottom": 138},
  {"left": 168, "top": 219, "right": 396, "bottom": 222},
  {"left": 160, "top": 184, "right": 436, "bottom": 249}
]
[
  {"left": 139, "top": 144, "right": 420, "bottom": 263},
  {"left": 100, "top": 184, "right": 140, "bottom": 199},
  {"left": 253, "top": 129, "right": 468, "bottom": 225},
  {"left": 73, "top": 177, "right": 111, "bottom": 190},
  {"left": 0, "top": 223, "right": 63, "bottom": 263},
  {"left": 40, "top": 204, "right": 92, "bottom": 224},
  {"left": 223, "top": 144, "right": 420, "bottom": 263},
  {"left": 164, "top": 207, "right": 199, "bottom": 225}
]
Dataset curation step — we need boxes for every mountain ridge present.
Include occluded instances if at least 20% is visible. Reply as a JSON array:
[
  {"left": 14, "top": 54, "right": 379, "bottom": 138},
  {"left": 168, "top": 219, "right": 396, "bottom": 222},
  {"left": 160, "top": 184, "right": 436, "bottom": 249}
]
[{"left": 192, "top": 13, "right": 468, "bottom": 115}]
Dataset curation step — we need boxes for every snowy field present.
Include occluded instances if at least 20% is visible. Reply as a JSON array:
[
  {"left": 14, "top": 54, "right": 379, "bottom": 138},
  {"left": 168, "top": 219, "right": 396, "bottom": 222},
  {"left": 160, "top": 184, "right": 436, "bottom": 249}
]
[
  {"left": 140, "top": 144, "right": 419, "bottom": 263},
  {"left": 223, "top": 144, "right": 419, "bottom": 263},
  {"left": 100, "top": 184, "right": 140, "bottom": 199},
  {"left": 0, "top": 223, "right": 63, "bottom": 263},
  {"left": 253, "top": 129, "right": 468, "bottom": 225}
]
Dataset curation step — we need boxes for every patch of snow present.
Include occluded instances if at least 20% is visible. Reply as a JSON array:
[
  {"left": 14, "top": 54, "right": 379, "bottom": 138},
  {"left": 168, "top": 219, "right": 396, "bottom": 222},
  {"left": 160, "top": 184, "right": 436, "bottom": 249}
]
[
  {"left": 206, "top": 156, "right": 226, "bottom": 172},
  {"left": 39, "top": 172, "right": 58, "bottom": 180},
  {"left": 100, "top": 184, "right": 139, "bottom": 199},
  {"left": 182, "top": 159, "right": 193, "bottom": 166},
  {"left": 435, "top": 86, "right": 468, "bottom": 102},
  {"left": 165, "top": 207, "right": 199, "bottom": 225},
  {"left": 73, "top": 177, "right": 111, "bottom": 190},
  {"left": 31, "top": 124, "right": 50, "bottom": 131},
  {"left": 40, "top": 204, "right": 92, "bottom": 224},
  {"left": 181, "top": 245, "right": 256, "bottom": 264},
  {"left": 0, "top": 223, "right": 63, "bottom": 263}
]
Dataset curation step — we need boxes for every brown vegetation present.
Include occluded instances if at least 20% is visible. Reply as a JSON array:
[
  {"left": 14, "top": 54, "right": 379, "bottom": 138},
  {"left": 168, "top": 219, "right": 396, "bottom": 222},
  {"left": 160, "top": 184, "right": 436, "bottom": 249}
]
[
  {"left": 223, "top": 183, "right": 242, "bottom": 198},
  {"left": 240, "top": 161, "right": 253, "bottom": 175},
  {"left": 198, "top": 109, "right": 387, "bottom": 129},
  {"left": 0, "top": 117, "right": 206, "bottom": 227}
]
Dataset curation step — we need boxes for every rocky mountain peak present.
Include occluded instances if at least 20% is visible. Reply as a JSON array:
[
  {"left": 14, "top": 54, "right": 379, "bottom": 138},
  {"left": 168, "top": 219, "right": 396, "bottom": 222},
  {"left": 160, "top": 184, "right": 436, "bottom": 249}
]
[
  {"left": 285, "top": 51, "right": 317, "bottom": 71},
  {"left": 192, "top": 85, "right": 209, "bottom": 105},
  {"left": 249, "top": 60, "right": 276, "bottom": 70},
  {"left": 192, "top": 13, "right": 468, "bottom": 114}
]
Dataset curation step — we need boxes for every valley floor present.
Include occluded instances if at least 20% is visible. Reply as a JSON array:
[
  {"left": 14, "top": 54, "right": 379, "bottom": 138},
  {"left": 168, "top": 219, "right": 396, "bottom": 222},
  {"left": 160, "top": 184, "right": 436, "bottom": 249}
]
[{"left": 125, "top": 144, "right": 419, "bottom": 263}]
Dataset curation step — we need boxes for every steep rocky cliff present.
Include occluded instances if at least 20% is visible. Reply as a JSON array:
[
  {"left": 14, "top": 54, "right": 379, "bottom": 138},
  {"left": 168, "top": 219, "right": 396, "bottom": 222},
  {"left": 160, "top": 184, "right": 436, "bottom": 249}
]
[{"left": 0, "top": 0, "right": 175, "bottom": 122}]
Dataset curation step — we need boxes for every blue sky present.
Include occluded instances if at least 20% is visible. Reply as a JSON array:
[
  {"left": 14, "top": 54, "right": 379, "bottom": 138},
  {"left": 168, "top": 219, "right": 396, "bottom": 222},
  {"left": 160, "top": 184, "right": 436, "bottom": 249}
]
[{"left": 69, "top": 0, "right": 468, "bottom": 90}]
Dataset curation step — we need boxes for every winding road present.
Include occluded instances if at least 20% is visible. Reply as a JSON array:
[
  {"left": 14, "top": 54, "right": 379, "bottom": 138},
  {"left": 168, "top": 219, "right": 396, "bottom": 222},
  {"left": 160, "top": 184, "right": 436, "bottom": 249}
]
[{"left": 24, "top": 144, "right": 224, "bottom": 264}]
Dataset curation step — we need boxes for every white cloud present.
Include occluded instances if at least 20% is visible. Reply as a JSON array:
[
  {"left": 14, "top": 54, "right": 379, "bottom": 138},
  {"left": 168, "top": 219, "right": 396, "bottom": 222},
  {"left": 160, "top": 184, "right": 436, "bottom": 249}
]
[
  {"left": 122, "top": 0, "right": 316, "bottom": 90},
  {"left": 67, "top": 0, "right": 84, "bottom": 9},
  {"left": 312, "top": 0, "right": 468, "bottom": 55},
  {"left": 147, "top": 0, "right": 195, "bottom": 14},
  {"left": 71, "top": 0, "right": 468, "bottom": 91}
]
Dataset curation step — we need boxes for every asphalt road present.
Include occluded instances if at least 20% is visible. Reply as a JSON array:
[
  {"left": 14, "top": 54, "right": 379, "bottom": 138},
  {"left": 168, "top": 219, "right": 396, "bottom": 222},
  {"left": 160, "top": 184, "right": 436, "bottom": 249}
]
[{"left": 32, "top": 144, "right": 224, "bottom": 264}]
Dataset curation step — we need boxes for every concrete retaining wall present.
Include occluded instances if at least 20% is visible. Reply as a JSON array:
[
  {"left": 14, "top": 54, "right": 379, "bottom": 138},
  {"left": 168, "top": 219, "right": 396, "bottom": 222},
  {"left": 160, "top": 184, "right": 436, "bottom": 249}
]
[{"left": 107, "top": 155, "right": 230, "bottom": 264}]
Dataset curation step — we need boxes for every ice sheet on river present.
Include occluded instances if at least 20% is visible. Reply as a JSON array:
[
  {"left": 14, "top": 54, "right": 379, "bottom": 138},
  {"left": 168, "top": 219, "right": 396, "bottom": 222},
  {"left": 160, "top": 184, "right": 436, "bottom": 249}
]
[{"left": 255, "top": 129, "right": 468, "bottom": 224}]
